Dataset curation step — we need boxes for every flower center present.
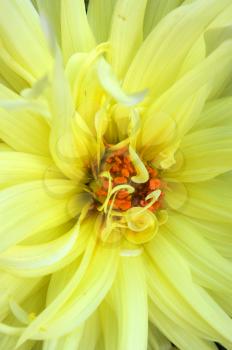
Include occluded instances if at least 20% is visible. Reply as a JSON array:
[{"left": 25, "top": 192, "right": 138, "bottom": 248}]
[{"left": 90, "top": 147, "right": 165, "bottom": 213}]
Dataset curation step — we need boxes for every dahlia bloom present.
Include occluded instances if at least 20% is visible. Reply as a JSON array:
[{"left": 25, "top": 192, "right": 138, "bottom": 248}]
[{"left": 0, "top": 0, "right": 232, "bottom": 349}]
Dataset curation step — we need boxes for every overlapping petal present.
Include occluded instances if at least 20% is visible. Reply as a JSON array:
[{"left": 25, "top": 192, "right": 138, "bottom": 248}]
[{"left": 0, "top": 0, "right": 231, "bottom": 349}]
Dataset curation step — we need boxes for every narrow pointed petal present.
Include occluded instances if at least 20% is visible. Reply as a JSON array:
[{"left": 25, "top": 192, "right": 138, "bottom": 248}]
[
  {"left": 108, "top": 0, "right": 147, "bottom": 78},
  {"left": 0, "top": 90, "right": 50, "bottom": 156},
  {"left": 179, "top": 175, "right": 232, "bottom": 223},
  {"left": 146, "top": 234, "right": 232, "bottom": 347},
  {"left": 165, "top": 214, "right": 232, "bottom": 294},
  {"left": 0, "top": 0, "right": 52, "bottom": 83},
  {"left": 193, "top": 97, "right": 232, "bottom": 130},
  {"left": 0, "top": 220, "right": 88, "bottom": 277},
  {"left": 87, "top": 0, "right": 116, "bottom": 43},
  {"left": 18, "top": 219, "right": 118, "bottom": 342},
  {"left": 139, "top": 41, "right": 232, "bottom": 158},
  {"left": 0, "top": 152, "right": 63, "bottom": 189},
  {"left": 38, "top": 244, "right": 118, "bottom": 338},
  {"left": 144, "top": 0, "right": 183, "bottom": 38},
  {"left": 0, "top": 272, "right": 41, "bottom": 320},
  {"left": 149, "top": 300, "right": 218, "bottom": 350},
  {"left": 61, "top": 0, "right": 95, "bottom": 62},
  {"left": 50, "top": 51, "right": 95, "bottom": 181},
  {"left": 35, "top": 0, "right": 61, "bottom": 45},
  {"left": 124, "top": 0, "right": 232, "bottom": 97},
  {"left": 108, "top": 256, "right": 148, "bottom": 350},
  {"left": 100, "top": 300, "right": 118, "bottom": 350},
  {"left": 166, "top": 127, "right": 232, "bottom": 182},
  {"left": 0, "top": 180, "right": 84, "bottom": 252}
]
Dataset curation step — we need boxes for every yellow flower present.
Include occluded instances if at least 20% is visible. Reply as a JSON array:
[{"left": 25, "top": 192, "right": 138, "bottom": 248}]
[{"left": 0, "top": 0, "right": 232, "bottom": 349}]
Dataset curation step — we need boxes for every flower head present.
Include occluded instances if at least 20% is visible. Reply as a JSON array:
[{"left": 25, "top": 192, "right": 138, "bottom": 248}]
[{"left": 0, "top": 0, "right": 232, "bottom": 349}]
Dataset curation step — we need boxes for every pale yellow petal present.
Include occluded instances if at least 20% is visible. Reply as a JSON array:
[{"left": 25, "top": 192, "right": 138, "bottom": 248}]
[
  {"left": 21, "top": 221, "right": 74, "bottom": 245},
  {"left": 35, "top": 0, "right": 61, "bottom": 45},
  {"left": 99, "top": 300, "right": 117, "bottom": 350},
  {"left": 193, "top": 97, "right": 232, "bottom": 130},
  {"left": 18, "top": 232, "right": 118, "bottom": 342},
  {"left": 0, "top": 180, "right": 84, "bottom": 252},
  {"left": 149, "top": 301, "right": 218, "bottom": 350},
  {"left": 209, "top": 3, "right": 232, "bottom": 28},
  {"left": 0, "top": 279, "right": 48, "bottom": 350},
  {"left": 0, "top": 152, "right": 63, "bottom": 189},
  {"left": 87, "top": 0, "right": 116, "bottom": 43},
  {"left": 0, "top": 143, "right": 13, "bottom": 152},
  {"left": 144, "top": 0, "right": 183, "bottom": 38},
  {"left": 124, "top": 0, "right": 232, "bottom": 97},
  {"left": 0, "top": 84, "right": 50, "bottom": 156},
  {"left": 0, "top": 53, "right": 28, "bottom": 92},
  {"left": 108, "top": 0, "right": 147, "bottom": 79},
  {"left": 178, "top": 35, "right": 206, "bottom": 77},
  {"left": 165, "top": 214, "right": 232, "bottom": 294},
  {"left": 61, "top": 0, "right": 95, "bottom": 62},
  {"left": 178, "top": 176, "right": 232, "bottom": 223},
  {"left": 107, "top": 256, "right": 148, "bottom": 350},
  {"left": 78, "top": 312, "right": 100, "bottom": 350},
  {"left": 50, "top": 51, "right": 96, "bottom": 181},
  {"left": 139, "top": 41, "right": 232, "bottom": 158},
  {"left": 0, "top": 0, "right": 52, "bottom": 82},
  {"left": 0, "top": 272, "right": 41, "bottom": 321},
  {"left": 146, "top": 234, "right": 232, "bottom": 346},
  {"left": 148, "top": 323, "right": 178, "bottom": 350},
  {"left": 39, "top": 245, "right": 118, "bottom": 338},
  {"left": 166, "top": 127, "right": 232, "bottom": 182},
  {"left": 42, "top": 327, "right": 83, "bottom": 350},
  {"left": 0, "top": 220, "right": 88, "bottom": 277}
]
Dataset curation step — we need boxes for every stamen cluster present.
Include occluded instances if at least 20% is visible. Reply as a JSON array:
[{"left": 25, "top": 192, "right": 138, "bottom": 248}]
[{"left": 92, "top": 148, "right": 164, "bottom": 212}]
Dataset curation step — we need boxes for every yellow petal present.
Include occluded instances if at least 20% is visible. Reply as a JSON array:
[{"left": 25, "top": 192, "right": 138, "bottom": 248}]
[
  {"left": 78, "top": 312, "right": 100, "bottom": 350},
  {"left": 0, "top": 50, "right": 29, "bottom": 92},
  {"left": 146, "top": 234, "right": 232, "bottom": 346},
  {"left": 0, "top": 272, "right": 40, "bottom": 321},
  {"left": 0, "top": 143, "right": 13, "bottom": 152},
  {"left": 108, "top": 0, "right": 147, "bottom": 78},
  {"left": 0, "top": 279, "right": 48, "bottom": 349},
  {"left": 99, "top": 300, "right": 117, "bottom": 350},
  {"left": 149, "top": 300, "right": 218, "bottom": 350},
  {"left": 192, "top": 219, "right": 232, "bottom": 260},
  {"left": 107, "top": 256, "right": 148, "bottom": 350},
  {"left": 61, "top": 0, "right": 95, "bottom": 62},
  {"left": 43, "top": 329, "right": 83, "bottom": 350},
  {"left": 148, "top": 323, "right": 173, "bottom": 350},
  {"left": 193, "top": 97, "right": 232, "bottom": 130},
  {"left": 144, "top": 0, "right": 183, "bottom": 38},
  {"left": 0, "top": 221, "right": 88, "bottom": 277},
  {"left": 0, "top": 0, "right": 52, "bottom": 82},
  {"left": 165, "top": 214, "right": 232, "bottom": 294},
  {"left": 50, "top": 51, "right": 94, "bottom": 181},
  {"left": 179, "top": 175, "right": 232, "bottom": 223},
  {"left": 0, "top": 84, "right": 50, "bottom": 156},
  {"left": 166, "top": 127, "right": 232, "bottom": 182},
  {"left": 35, "top": 0, "right": 61, "bottom": 45},
  {"left": 139, "top": 41, "right": 232, "bottom": 156},
  {"left": 87, "top": 0, "right": 116, "bottom": 43},
  {"left": 124, "top": 0, "right": 232, "bottom": 97},
  {"left": 40, "top": 245, "right": 118, "bottom": 338},
  {"left": 0, "top": 180, "right": 84, "bottom": 252},
  {"left": 0, "top": 152, "right": 63, "bottom": 189},
  {"left": 97, "top": 58, "right": 147, "bottom": 106},
  {"left": 178, "top": 35, "right": 206, "bottom": 77},
  {"left": 18, "top": 232, "right": 118, "bottom": 343}
]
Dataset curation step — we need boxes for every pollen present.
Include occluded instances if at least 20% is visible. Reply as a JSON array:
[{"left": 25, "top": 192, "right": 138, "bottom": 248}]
[{"left": 91, "top": 148, "right": 165, "bottom": 212}]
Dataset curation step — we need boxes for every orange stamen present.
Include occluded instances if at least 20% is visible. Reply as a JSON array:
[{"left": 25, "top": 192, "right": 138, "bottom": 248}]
[
  {"left": 94, "top": 148, "right": 165, "bottom": 212},
  {"left": 114, "top": 176, "right": 127, "bottom": 185},
  {"left": 149, "top": 179, "right": 161, "bottom": 190}
]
